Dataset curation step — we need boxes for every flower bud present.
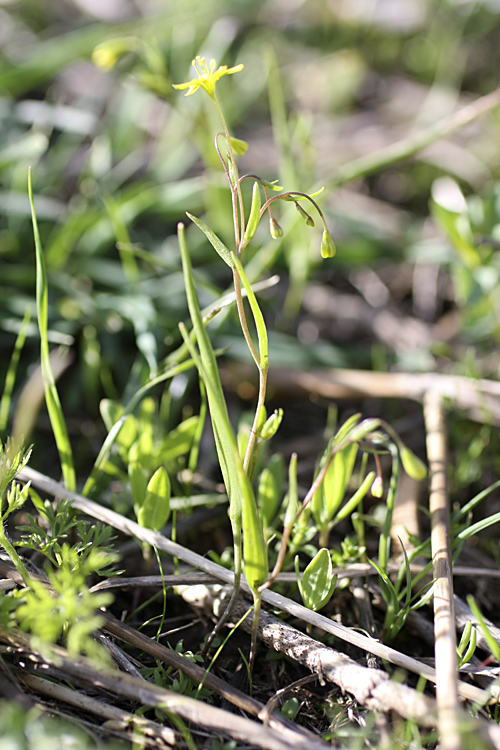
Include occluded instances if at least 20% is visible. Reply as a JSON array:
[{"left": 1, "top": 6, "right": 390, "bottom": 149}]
[
  {"left": 320, "top": 229, "right": 336, "bottom": 259},
  {"left": 400, "top": 446, "right": 427, "bottom": 480},
  {"left": 371, "top": 475, "right": 384, "bottom": 498},
  {"left": 260, "top": 408, "right": 284, "bottom": 440},
  {"left": 92, "top": 38, "right": 134, "bottom": 71},
  {"left": 295, "top": 202, "right": 315, "bottom": 227},
  {"left": 269, "top": 216, "right": 284, "bottom": 239}
]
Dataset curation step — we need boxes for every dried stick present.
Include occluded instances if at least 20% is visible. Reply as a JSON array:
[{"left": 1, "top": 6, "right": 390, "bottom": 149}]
[
  {"left": 0, "top": 557, "right": 316, "bottom": 746},
  {"left": 424, "top": 390, "right": 460, "bottom": 750},
  {"left": 327, "top": 86, "right": 500, "bottom": 188},
  {"left": 179, "top": 584, "right": 437, "bottom": 726},
  {"left": 260, "top": 367, "right": 500, "bottom": 425},
  {"left": 18, "top": 671, "right": 178, "bottom": 747},
  {"left": 16, "top": 467, "right": 489, "bottom": 704},
  {"left": 0, "top": 560, "right": 253, "bottom": 716},
  {"left": 1, "top": 629, "right": 326, "bottom": 750}
]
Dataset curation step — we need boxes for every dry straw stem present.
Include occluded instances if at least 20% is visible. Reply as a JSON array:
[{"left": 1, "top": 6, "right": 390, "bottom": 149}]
[
  {"left": 17, "top": 467, "right": 488, "bottom": 705},
  {"left": 89, "top": 565, "right": 500, "bottom": 593},
  {"left": 0, "top": 629, "right": 325, "bottom": 750},
  {"left": 262, "top": 368, "right": 500, "bottom": 426},
  {"left": 178, "top": 583, "right": 437, "bottom": 726},
  {"left": 424, "top": 390, "right": 460, "bottom": 750},
  {"left": 0, "top": 558, "right": 316, "bottom": 746},
  {"left": 18, "top": 672, "right": 178, "bottom": 747},
  {"left": 328, "top": 86, "right": 500, "bottom": 188}
]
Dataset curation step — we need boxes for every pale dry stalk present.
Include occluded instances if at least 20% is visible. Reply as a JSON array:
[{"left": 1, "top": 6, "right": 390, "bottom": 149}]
[{"left": 424, "top": 390, "right": 461, "bottom": 750}]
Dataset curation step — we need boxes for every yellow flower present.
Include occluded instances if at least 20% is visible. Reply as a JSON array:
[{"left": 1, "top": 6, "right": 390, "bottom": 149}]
[{"left": 172, "top": 56, "right": 244, "bottom": 99}]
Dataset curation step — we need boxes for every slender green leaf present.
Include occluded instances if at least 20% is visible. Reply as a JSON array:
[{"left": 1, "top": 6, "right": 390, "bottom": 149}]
[
  {"left": 284, "top": 453, "right": 298, "bottom": 531},
  {"left": 333, "top": 471, "right": 376, "bottom": 525},
  {"left": 178, "top": 224, "right": 268, "bottom": 593},
  {"left": 258, "top": 467, "right": 280, "bottom": 532},
  {"left": 29, "top": 170, "right": 76, "bottom": 491},
  {"left": 457, "top": 510, "right": 500, "bottom": 541},
  {"left": 467, "top": 596, "right": 500, "bottom": 664},
  {"left": 129, "top": 462, "right": 148, "bottom": 516},
  {"left": 186, "top": 212, "right": 234, "bottom": 268},
  {"left": 0, "top": 308, "right": 31, "bottom": 435}
]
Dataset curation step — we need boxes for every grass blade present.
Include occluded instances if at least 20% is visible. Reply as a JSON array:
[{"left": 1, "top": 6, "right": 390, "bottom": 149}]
[{"left": 29, "top": 169, "right": 76, "bottom": 491}]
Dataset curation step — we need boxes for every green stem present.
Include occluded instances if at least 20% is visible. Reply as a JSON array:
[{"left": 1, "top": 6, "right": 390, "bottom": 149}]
[
  {"left": 249, "top": 593, "right": 262, "bottom": 673},
  {"left": 0, "top": 522, "right": 32, "bottom": 588},
  {"left": 232, "top": 270, "right": 259, "bottom": 367},
  {"left": 243, "top": 366, "right": 268, "bottom": 476},
  {"left": 378, "top": 446, "right": 399, "bottom": 575},
  {"left": 318, "top": 526, "right": 330, "bottom": 549},
  {"left": 213, "top": 95, "right": 245, "bottom": 251}
]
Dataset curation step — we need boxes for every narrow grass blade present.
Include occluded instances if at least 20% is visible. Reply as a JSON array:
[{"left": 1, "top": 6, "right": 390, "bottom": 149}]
[
  {"left": 178, "top": 224, "right": 267, "bottom": 594},
  {"left": 0, "top": 309, "right": 31, "bottom": 435},
  {"left": 29, "top": 169, "right": 76, "bottom": 491},
  {"left": 103, "top": 193, "right": 140, "bottom": 283}
]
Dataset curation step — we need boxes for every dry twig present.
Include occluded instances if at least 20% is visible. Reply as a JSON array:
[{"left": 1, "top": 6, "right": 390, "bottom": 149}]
[
  {"left": 424, "top": 391, "right": 461, "bottom": 750},
  {"left": 15, "top": 467, "right": 489, "bottom": 705}
]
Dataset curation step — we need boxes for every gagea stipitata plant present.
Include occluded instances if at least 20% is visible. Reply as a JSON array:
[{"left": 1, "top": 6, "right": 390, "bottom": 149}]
[
  {"left": 92, "top": 45, "right": 427, "bottom": 670},
  {"left": 171, "top": 56, "right": 426, "bottom": 669},
  {"left": 172, "top": 56, "right": 337, "bottom": 667}
]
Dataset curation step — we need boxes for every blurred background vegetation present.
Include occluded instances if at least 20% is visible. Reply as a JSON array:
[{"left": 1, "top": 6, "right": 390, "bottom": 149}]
[{"left": 2, "top": 0, "right": 500, "bottom": 479}]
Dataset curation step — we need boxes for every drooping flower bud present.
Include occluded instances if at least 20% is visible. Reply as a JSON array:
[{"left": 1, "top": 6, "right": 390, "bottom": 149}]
[
  {"left": 295, "top": 202, "right": 315, "bottom": 227},
  {"left": 270, "top": 216, "right": 284, "bottom": 239},
  {"left": 371, "top": 475, "right": 384, "bottom": 498},
  {"left": 400, "top": 446, "right": 427, "bottom": 480},
  {"left": 92, "top": 38, "right": 135, "bottom": 71},
  {"left": 320, "top": 229, "right": 336, "bottom": 259}
]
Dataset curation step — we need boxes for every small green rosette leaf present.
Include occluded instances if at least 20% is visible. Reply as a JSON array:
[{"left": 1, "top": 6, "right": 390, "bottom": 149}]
[
  {"left": 137, "top": 466, "right": 171, "bottom": 531},
  {"left": 295, "top": 548, "right": 337, "bottom": 611},
  {"left": 129, "top": 462, "right": 148, "bottom": 517}
]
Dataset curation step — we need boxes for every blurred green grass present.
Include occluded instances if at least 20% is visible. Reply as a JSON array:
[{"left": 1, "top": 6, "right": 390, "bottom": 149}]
[{"left": 2, "top": 0, "right": 500, "bottom": 472}]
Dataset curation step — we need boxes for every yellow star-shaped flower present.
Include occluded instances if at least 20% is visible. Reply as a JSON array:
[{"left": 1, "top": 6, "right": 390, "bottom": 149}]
[{"left": 173, "top": 56, "right": 244, "bottom": 99}]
